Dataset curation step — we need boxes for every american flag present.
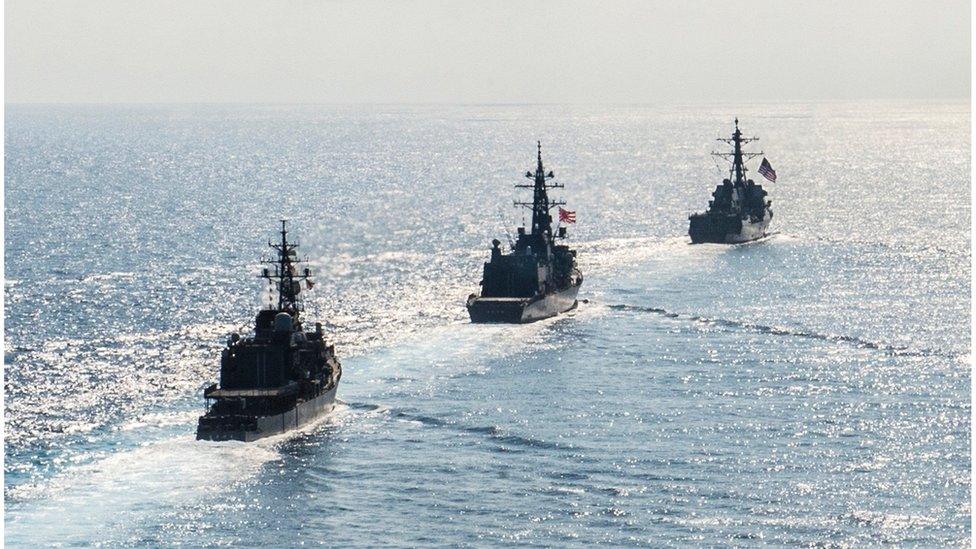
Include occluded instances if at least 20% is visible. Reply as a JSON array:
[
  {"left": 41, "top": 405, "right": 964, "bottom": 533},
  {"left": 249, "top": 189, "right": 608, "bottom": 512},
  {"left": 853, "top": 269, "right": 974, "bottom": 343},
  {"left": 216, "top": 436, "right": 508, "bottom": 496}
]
[
  {"left": 558, "top": 207, "right": 576, "bottom": 224},
  {"left": 758, "top": 158, "right": 777, "bottom": 182}
]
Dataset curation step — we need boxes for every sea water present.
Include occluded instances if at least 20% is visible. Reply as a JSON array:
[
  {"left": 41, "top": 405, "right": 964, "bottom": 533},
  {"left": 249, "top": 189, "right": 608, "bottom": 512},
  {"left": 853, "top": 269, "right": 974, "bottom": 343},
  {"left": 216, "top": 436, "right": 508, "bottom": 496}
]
[{"left": 4, "top": 102, "right": 970, "bottom": 545}]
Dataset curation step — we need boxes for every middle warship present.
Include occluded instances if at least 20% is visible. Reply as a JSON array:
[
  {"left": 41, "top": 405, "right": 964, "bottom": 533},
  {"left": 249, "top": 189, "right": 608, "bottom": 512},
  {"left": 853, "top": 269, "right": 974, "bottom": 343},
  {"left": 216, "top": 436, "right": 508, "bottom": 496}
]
[
  {"left": 467, "top": 142, "right": 583, "bottom": 323},
  {"left": 196, "top": 221, "right": 341, "bottom": 442}
]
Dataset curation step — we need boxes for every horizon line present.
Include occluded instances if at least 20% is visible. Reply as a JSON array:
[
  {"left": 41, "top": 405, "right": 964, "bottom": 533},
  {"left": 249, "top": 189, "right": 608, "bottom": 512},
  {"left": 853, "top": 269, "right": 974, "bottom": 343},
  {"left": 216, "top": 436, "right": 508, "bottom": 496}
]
[{"left": 4, "top": 97, "right": 971, "bottom": 107}]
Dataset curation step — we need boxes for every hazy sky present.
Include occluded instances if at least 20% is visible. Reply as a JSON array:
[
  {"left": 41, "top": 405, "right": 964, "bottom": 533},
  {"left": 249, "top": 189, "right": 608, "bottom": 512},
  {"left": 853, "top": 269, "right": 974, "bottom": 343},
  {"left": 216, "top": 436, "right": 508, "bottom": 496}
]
[{"left": 5, "top": 0, "right": 971, "bottom": 103}]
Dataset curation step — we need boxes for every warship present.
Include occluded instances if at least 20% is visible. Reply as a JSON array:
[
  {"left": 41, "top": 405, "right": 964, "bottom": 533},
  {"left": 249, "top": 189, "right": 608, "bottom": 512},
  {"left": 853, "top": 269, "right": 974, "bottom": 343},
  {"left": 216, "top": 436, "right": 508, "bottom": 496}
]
[
  {"left": 196, "top": 221, "right": 341, "bottom": 442},
  {"left": 689, "top": 118, "right": 775, "bottom": 244},
  {"left": 467, "top": 142, "right": 583, "bottom": 323}
]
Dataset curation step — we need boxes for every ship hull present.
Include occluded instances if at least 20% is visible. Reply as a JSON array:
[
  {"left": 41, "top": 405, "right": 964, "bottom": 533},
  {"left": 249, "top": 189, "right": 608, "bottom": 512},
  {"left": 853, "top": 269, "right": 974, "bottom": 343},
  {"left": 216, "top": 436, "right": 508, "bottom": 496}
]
[
  {"left": 467, "top": 282, "right": 580, "bottom": 324},
  {"left": 195, "top": 385, "right": 337, "bottom": 442},
  {"left": 689, "top": 210, "right": 771, "bottom": 244}
]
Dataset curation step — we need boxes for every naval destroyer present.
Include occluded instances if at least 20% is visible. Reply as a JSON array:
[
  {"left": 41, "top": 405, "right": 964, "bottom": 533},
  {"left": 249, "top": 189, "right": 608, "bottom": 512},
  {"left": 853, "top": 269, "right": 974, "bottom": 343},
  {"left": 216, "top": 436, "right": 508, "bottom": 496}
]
[
  {"left": 689, "top": 119, "right": 776, "bottom": 244},
  {"left": 196, "top": 221, "right": 341, "bottom": 442},
  {"left": 467, "top": 142, "right": 583, "bottom": 323}
]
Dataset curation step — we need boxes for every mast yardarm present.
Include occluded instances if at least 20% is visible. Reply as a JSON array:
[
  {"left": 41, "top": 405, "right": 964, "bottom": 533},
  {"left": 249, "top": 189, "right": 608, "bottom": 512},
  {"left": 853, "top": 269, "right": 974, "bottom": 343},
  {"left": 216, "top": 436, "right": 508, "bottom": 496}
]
[
  {"left": 261, "top": 220, "right": 314, "bottom": 314},
  {"left": 514, "top": 141, "right": 565, "bottom": 237},
  {"left": 712, "top": 118, "right": 763, "bottom": 186}
]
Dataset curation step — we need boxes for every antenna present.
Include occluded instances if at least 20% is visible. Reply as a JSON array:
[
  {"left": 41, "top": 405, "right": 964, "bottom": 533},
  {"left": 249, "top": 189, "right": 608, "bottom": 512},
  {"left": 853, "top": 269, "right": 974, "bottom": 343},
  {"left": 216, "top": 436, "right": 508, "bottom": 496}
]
[
  {"left": 711, "top": 119, "right": 763, "bottom": 186},
  {"left": 496, "top": 204, "right": 516, "bottom": 249},
  {"left": 513, "top": 141, "right": 565, "bottom": 236},
  {"left": 260, "top": 220, "right": 314, "bottom": 315}
]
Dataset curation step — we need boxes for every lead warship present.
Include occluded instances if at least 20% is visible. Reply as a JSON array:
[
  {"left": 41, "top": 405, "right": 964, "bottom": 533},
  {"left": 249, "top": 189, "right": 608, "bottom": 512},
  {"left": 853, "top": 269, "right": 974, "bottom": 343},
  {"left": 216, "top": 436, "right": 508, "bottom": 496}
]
[
  {"left": 196, "top": 221, "right": 341, "bottom": 442},
  {"left": 689, "top": 119, "right": 774, "bottom": 244},
  {"left": 467, "top": 142, "right": 583, "bottom": 323}
]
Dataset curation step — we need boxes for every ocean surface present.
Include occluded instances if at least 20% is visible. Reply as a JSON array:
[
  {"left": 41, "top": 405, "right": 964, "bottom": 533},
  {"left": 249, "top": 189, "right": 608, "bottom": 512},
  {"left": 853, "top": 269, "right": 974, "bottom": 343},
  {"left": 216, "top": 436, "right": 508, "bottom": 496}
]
[{"left": 4, "top": 103, "right": 970, "bottom": 546}]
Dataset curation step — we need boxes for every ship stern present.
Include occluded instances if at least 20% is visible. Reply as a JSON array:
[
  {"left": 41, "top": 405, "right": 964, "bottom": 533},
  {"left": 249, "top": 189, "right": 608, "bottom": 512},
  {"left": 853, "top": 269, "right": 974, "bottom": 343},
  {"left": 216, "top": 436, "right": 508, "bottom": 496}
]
[
  {"left": 689, "top": 213, "right": 742, "bottom": 244},
  {"left": 466, "top": 294, "right": 530, "bottom": 323}
]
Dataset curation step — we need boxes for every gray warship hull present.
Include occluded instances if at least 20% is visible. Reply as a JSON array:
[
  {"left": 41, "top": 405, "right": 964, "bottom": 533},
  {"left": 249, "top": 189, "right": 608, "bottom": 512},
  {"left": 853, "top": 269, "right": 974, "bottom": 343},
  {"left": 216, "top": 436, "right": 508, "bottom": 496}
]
[
  {"left": 689, "top": 210, "right": 771, "bottom": 244},
  {"left": 196, "top": 386, "right": 338, "bottom": 442},
  {"left": 467, "top": 282, "right": 580, "bottom": 324}
]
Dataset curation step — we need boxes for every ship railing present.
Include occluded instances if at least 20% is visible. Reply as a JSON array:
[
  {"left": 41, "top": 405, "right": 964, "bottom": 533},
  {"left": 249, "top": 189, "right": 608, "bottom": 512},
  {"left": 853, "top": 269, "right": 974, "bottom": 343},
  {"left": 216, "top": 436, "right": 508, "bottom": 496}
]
[
  {"left": 204, "top": 382, "right": 300, "bottom": 399},
  {"left": 199, "top": 415, "right": 258, "bottom": 431}
]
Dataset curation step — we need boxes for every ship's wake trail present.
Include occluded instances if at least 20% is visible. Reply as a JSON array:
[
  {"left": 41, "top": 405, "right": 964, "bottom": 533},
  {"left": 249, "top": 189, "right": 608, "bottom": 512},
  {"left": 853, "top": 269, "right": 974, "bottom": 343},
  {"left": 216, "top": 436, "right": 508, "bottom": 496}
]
[
  {"left": 4, "top": 436, "right": 281, "bottom": 546},
  {"left": 606, "top": 304, "right": 957, "bottom": 359},
  {"left": 340, "top": 401, "right": 572, "bottom": 453},
  {"left": 733, "top": 230, "right": 781, "bottom": 244},
  {"left": 340, "top": 400, "right": 391, "bottom": 415}
]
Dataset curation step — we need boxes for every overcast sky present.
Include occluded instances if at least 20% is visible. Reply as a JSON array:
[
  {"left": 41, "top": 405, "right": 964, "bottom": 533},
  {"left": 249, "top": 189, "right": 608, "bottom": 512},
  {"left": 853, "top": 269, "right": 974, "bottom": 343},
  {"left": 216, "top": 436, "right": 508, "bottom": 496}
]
[{"left": 5, "top": 0, "right": 971, "bottom": 104}]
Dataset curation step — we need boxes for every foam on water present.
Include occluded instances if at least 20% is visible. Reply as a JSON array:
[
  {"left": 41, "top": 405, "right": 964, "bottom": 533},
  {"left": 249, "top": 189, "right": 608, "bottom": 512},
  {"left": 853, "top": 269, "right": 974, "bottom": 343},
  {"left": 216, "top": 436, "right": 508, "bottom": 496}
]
[
  {"left": 5, "top": 437, "right": 280, "bottom": 544},
  {"left": 5, "top": 402, "right": 362, "bottom": 546}
]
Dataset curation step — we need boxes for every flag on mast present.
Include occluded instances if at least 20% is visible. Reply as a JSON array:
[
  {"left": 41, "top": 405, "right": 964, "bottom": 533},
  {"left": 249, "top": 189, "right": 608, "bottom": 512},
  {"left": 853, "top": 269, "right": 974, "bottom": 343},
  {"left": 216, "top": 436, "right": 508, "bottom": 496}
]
[
  {"left": 758, "top": 158, "right": 777, "bottom": 182},
  {"left": 558, "top": 207, "right": 576, "bottom": 224}
]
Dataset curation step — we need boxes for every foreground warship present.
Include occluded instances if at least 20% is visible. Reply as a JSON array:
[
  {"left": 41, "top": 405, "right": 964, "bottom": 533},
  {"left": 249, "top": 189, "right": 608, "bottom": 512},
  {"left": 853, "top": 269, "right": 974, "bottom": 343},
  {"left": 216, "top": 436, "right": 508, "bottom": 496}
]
[
  {"left": 467, "top": 142, "right": 583, "bottom": 323},
  {"left": 689, "top": 119, "right": 775, "bottom": 244},
  {"left": 197, "top": 221, "right": 341, "bottom": 442}
]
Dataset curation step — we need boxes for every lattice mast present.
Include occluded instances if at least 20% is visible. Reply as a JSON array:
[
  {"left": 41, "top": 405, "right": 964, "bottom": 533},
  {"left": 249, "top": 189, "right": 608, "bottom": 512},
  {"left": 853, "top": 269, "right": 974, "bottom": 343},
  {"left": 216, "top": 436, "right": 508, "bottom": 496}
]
[
  {"left": 261, "top": 220, "right": 314, "bottom": 314},
  {"left": 514, "top": 141, "right": 565, "bottom": 238},
  {"left": 712, "top": 118, "right": 764, "bottom": 186}
]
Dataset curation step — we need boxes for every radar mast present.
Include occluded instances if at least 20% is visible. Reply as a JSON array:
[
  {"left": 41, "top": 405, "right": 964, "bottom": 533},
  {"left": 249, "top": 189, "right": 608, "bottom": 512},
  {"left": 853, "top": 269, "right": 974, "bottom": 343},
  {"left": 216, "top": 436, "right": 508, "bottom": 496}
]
[
  {"left": 261, "top": 220, "right": 314, "bottom": 315},
  {"left": 514, "top": 141, "right": 565, "bottom": 238},
  {"left": 712, "top": 118, "right": 763, "bottom": 186}
]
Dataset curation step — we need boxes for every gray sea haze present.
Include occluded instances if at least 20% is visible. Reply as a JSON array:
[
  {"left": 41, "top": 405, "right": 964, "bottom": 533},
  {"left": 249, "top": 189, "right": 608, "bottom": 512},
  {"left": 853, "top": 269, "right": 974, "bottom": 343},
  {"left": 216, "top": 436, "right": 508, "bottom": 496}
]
[{"left": 3, "top": 103, "right": 970, "bottom": 546}]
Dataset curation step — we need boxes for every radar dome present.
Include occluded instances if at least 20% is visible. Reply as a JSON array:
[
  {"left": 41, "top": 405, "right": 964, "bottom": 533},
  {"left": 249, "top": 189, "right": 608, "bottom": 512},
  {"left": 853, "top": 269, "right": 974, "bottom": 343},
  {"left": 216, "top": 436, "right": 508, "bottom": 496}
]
[{"left": 274, "top": 312, "right": 293, "bottom": 332}]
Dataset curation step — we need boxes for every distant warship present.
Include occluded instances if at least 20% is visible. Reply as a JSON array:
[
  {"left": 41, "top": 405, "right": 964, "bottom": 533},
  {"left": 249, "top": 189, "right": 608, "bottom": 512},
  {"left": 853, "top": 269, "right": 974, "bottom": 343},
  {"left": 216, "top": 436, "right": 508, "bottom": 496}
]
[
  {"left": 689, "top": 119, "right": 776, "bottom": 244},
  {"left": 467, "top": 142, "right": 583, "bottom": 323},
  {"left": 197, "top": 221, "right": 341, "bottom": 442}
]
